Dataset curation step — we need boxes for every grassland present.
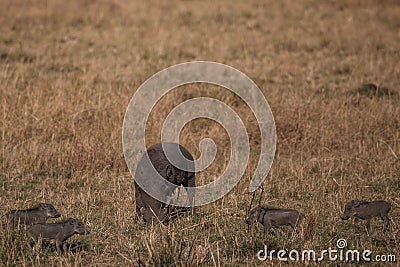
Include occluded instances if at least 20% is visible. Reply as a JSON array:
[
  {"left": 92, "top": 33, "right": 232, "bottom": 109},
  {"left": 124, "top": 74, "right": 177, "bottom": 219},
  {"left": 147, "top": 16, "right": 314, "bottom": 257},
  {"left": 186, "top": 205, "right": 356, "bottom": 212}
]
[{"left": 0, "top": 0, "right": 399, "bottom": 266}]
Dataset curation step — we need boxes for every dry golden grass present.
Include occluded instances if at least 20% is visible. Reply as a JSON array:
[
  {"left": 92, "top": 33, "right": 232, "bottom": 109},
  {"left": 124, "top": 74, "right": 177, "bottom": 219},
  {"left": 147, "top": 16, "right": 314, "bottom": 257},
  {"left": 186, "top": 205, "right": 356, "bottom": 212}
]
[{"left": 0, "top": 0, "right": 399, "bottom": 266}]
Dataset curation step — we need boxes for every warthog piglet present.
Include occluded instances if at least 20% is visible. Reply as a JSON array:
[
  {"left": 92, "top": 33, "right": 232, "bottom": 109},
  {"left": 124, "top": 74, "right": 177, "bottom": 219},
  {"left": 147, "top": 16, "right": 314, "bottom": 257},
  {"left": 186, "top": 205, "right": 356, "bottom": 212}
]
[
  {"left": 246, "top": 205, "right": 304, "bottom": 235},
  {"left": 341, "top": 200, "right": 391, "bottom": 233},
  {"left": 5, "top": 203, "right": 61, "bottom": 227},
  {"left": 28, "top": 218, "right": 90, "bottom": 255}
]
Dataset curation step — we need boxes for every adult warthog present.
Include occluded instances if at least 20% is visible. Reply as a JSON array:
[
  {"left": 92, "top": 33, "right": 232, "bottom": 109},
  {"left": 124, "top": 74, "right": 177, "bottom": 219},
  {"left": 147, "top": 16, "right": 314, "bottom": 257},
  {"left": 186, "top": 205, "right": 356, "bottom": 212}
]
[{"left": 134, "top": 142, "right": 195, "bottom": 224}]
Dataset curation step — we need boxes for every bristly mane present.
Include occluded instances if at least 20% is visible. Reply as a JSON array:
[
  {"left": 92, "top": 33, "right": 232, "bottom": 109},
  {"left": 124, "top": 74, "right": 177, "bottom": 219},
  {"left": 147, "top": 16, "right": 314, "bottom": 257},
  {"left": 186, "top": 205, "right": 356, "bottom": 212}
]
[
  {"left": 14, "top": 205, "right": 41, "bottom": 212},
  {"left": 258, "top": 205, "right": 280, "bottom": 211}
]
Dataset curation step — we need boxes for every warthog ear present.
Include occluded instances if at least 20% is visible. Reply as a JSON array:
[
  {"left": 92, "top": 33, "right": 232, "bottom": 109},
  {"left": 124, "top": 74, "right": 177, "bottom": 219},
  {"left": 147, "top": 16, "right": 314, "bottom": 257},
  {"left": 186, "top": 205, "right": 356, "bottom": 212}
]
[
  {"left": 258, "top": 205, "right": 266, "bottom": 212},
  {"left": 68, "top": 218, "right": 75, "bottom": 224},
  {"left": 251, "top": 206, "right": 261, "bottom": 215},
  {"left": 352, "top": 201, "right": 361, "bottom": 207},
  {"left": 39, "top": 203, "right": 47, "bottom": 209}
]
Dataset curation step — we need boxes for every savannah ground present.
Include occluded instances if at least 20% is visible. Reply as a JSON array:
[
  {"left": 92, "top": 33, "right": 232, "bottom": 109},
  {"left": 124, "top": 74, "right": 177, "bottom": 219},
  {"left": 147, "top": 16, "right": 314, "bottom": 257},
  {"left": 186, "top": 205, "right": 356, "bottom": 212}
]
[{"left": 0, "top": 0, "right": 399, "bottom": 266}]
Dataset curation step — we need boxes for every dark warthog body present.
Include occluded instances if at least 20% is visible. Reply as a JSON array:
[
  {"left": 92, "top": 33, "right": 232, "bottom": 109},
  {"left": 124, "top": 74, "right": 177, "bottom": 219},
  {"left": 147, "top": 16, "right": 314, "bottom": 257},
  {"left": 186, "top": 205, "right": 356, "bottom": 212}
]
[
  {"left": 134, "top": 143, "right": 195, "bottom": 224},
  {"left": 28, "top": 218, "right": 90, "bottom": 255},
  {"left": 246, "top": 205, "right": 304, "bottom": 235},
  {"left": 5, "top": 203, "right": 61, "bottom": 227},
  {"left": 341, "top": 200, "right": 391, "bottom": 232}
]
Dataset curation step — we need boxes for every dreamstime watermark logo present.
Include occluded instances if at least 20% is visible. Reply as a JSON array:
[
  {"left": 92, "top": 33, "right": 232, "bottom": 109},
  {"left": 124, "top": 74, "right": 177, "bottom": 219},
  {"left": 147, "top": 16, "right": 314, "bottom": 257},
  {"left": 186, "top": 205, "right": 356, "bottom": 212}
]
[
  {"left": 257, "top": 238, "right": 396, "bottom": 263},
  {"left": 122, "top": 61, "right": 276, "bottom": 207},
  {"left": 336, "top": 238, "right": 347, "bottom": 249}
]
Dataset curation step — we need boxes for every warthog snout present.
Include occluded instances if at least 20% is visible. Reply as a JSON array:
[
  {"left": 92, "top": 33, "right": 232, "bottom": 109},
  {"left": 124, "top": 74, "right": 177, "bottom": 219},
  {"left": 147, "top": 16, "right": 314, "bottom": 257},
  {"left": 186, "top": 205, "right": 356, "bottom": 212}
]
[{"left": 246, "top": 207, "right": 260, "bottom": 225}]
